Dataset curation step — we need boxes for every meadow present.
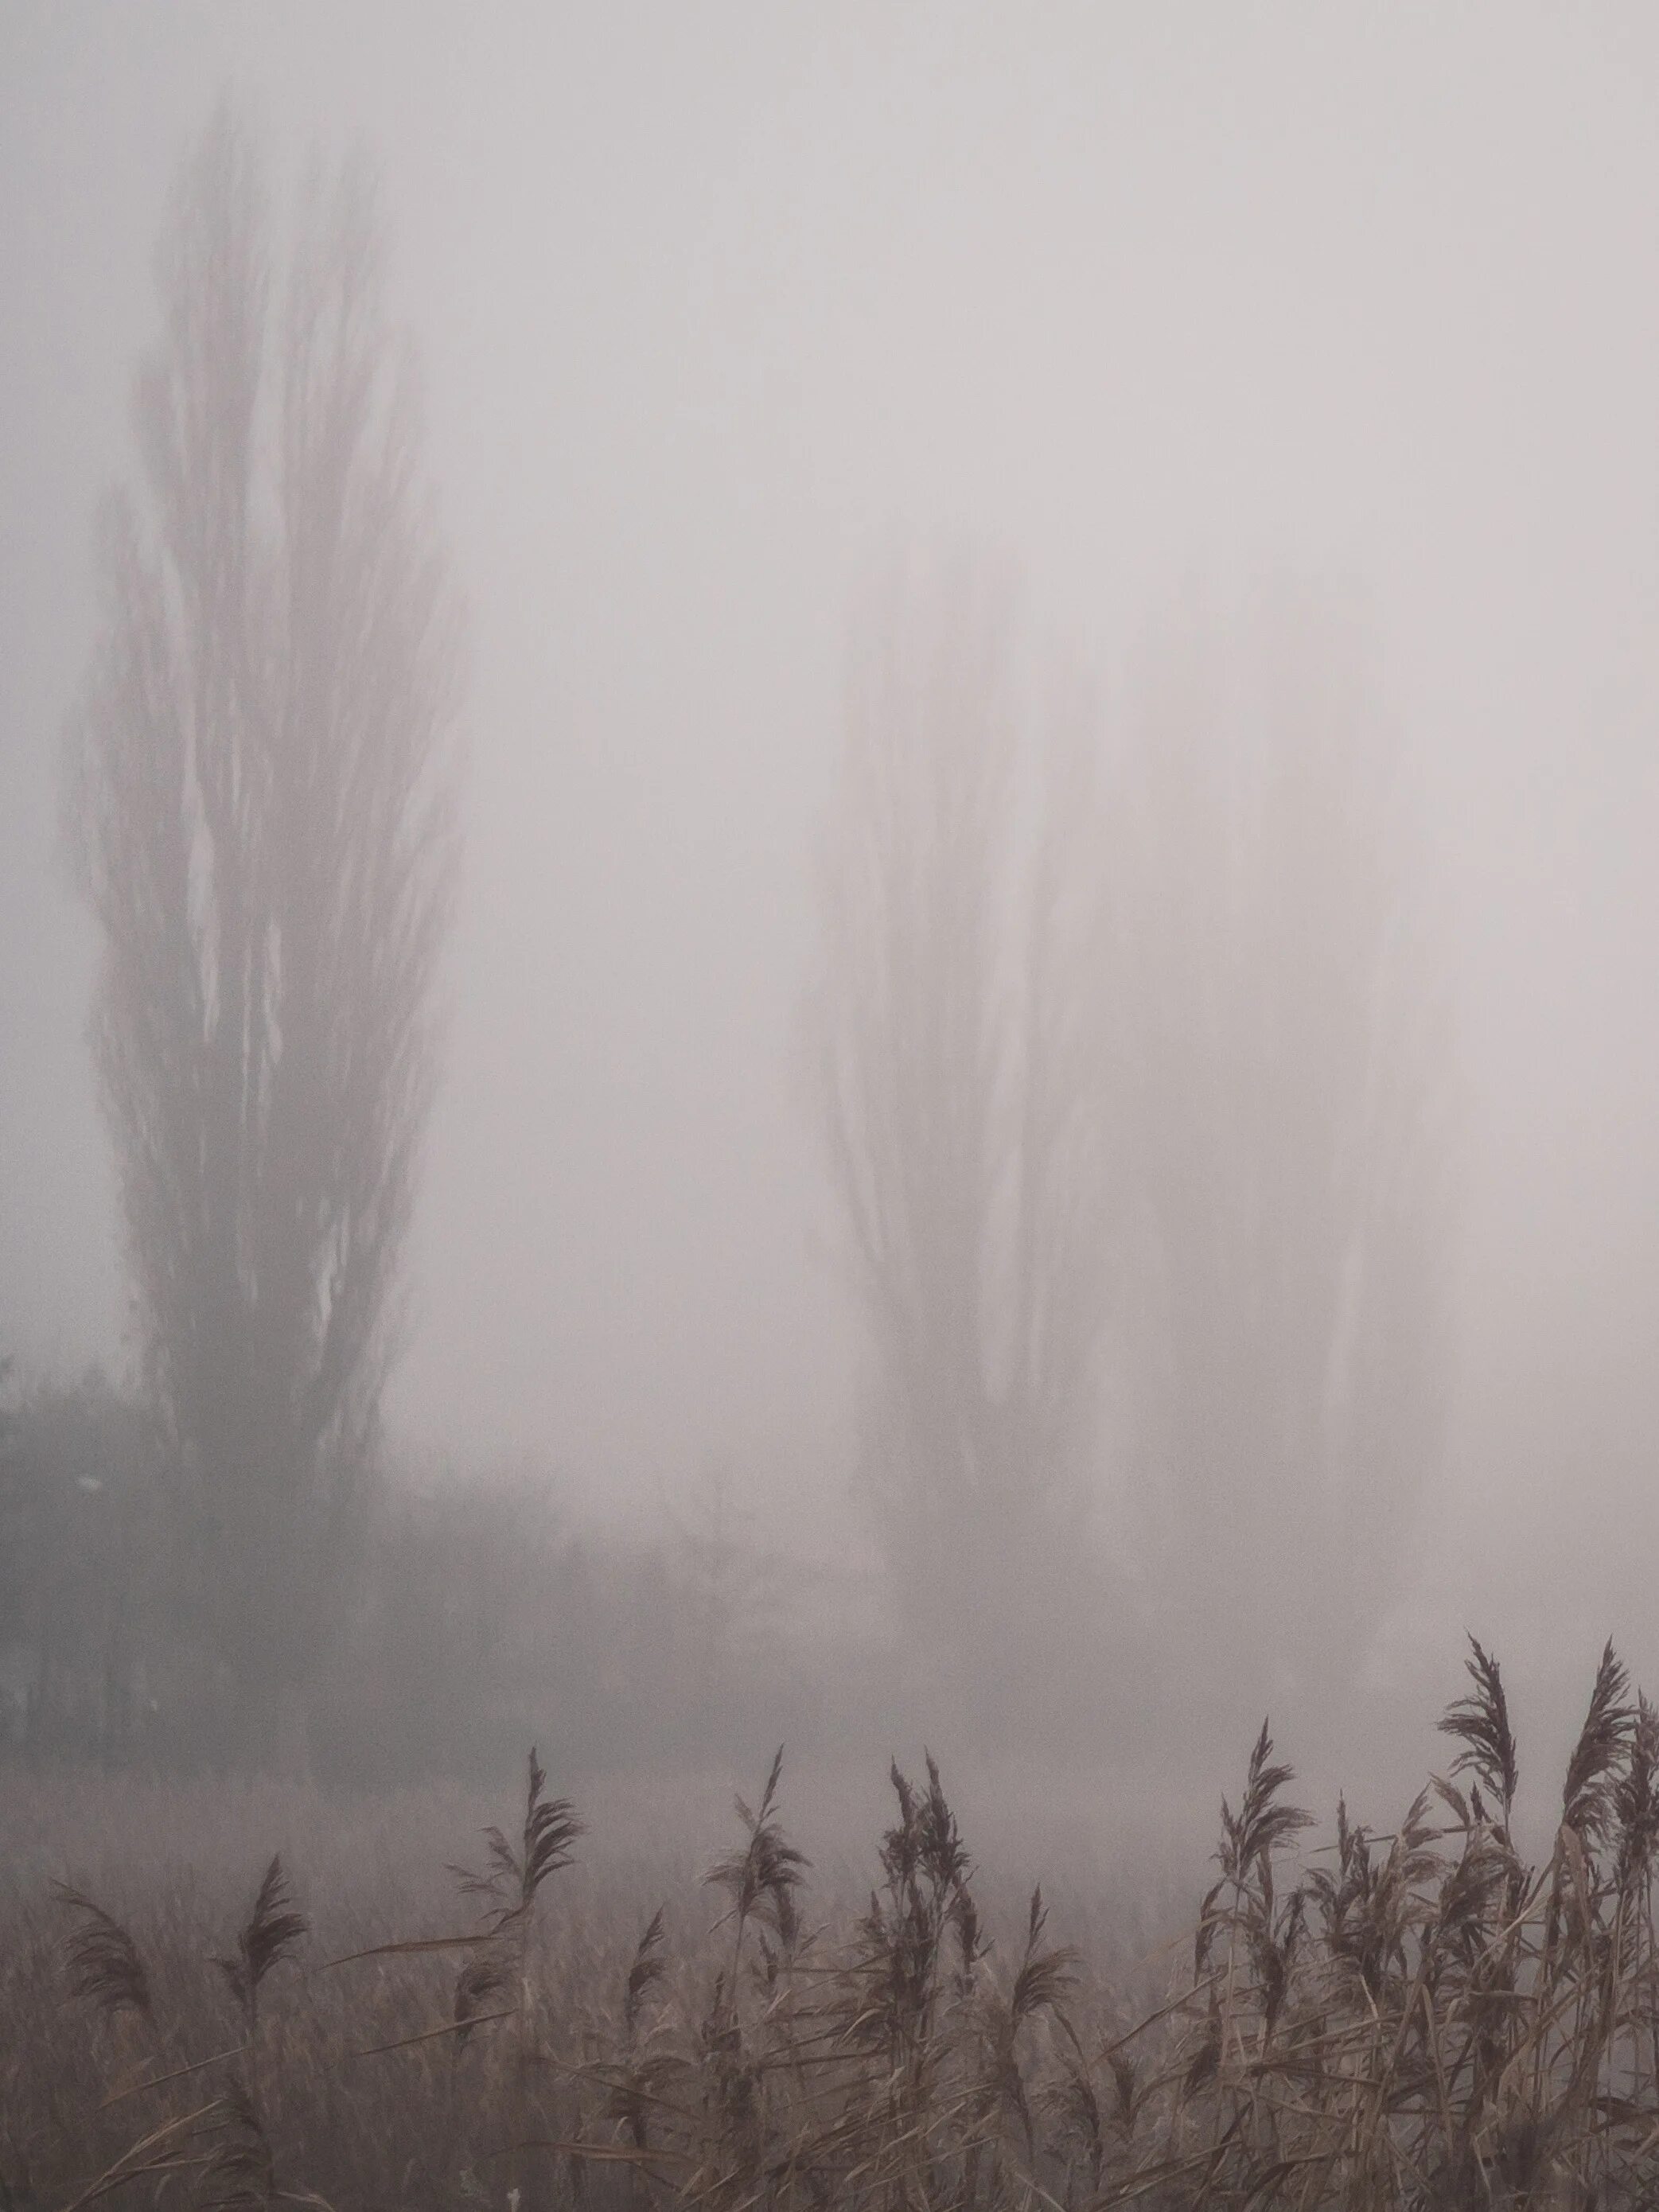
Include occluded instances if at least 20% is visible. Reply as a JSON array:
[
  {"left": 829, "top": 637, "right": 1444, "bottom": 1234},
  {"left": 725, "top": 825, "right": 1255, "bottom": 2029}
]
[{"left": 5, "top": 1640, "right": 1659, "bottom": 2211}]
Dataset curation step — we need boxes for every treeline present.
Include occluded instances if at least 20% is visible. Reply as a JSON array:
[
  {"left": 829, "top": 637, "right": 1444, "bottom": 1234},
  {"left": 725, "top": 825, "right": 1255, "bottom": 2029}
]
[
  {"left": 0, "top": 1368, "right": 847, "bottom": 1780},
  {"left": 1, "top": 1360, "right": 1195, "bottom": 1782},
  {"left": 14, "top": 102, "right": 1465, "bottom": 1782}
]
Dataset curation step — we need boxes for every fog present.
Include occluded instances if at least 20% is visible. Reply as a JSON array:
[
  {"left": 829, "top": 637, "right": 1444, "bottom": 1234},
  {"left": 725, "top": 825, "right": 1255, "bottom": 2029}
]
[{"left": 4, "top": 4, "right": 1659, "bottom": 1809}]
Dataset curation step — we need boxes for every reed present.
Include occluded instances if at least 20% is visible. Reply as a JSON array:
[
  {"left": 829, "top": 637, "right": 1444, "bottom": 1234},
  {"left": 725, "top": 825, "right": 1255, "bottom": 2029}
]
[{"left": 9, "top": 1639, "right": 1659, "bottom": 2208}]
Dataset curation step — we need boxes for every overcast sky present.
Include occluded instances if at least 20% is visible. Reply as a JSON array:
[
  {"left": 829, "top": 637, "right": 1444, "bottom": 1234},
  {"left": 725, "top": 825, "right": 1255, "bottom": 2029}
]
[{"left": 3, "top": 4, "right": 1658, "bottom": 1601}]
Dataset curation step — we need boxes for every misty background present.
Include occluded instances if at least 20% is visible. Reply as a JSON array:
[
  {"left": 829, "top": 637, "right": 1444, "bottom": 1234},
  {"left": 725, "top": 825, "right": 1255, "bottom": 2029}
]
[{"left": 4, "top": 3, "right": 1659, "bottom": 1800}]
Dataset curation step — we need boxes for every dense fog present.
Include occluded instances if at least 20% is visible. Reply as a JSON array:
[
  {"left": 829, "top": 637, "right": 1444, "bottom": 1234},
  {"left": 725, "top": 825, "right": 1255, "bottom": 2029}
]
[{"left": 4, "top": 4, "right": 1659, "bottom": 1822}]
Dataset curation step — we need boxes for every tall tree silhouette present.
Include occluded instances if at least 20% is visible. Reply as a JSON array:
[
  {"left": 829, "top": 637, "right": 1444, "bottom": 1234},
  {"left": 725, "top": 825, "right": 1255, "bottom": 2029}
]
[
  {"left": 67, "top": 104, "right": 461, "bottom": 1763},
  {"left": 1105, "top": 610, "right": 1453, "bottom": 1697},
  {"left": 808, "top": 560, "right": 1110, "bottom": 1716}
]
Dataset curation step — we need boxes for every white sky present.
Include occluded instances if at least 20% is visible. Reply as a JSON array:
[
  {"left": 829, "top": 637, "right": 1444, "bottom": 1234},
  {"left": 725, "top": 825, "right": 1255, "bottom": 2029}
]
[{"left": 3, "top": 4, "right": 1658, "bottom": 1596}]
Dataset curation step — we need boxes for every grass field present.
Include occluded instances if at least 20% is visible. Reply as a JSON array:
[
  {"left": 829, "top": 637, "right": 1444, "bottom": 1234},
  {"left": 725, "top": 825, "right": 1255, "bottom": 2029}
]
[{"left": 6, "top": 1640, "right": 1659, "bottom": 2210}]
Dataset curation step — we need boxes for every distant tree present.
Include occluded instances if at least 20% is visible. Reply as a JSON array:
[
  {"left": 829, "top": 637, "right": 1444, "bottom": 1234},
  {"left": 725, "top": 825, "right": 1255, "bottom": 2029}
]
[
  {"left": 668, "top": 1459, "right": 785, "bottom": 1750},
  {"left": 313, "top": 1468, "right": 586, "bottom": 1784},
  {"left": 809, "top": 570, "right": 1451, "bottom": 1724},
  {"left": 0, "top": 1367, "right": 162, "bottom": 1763},
  {"left": 1103, "top": 610, "right": 1454, "bottom": 1699},
  {"left": 806, "top": 560, "right": 1112, "bottom": 1717},
  {"left": 65, "top": 104, "right": 461, "bottom": 1765}
]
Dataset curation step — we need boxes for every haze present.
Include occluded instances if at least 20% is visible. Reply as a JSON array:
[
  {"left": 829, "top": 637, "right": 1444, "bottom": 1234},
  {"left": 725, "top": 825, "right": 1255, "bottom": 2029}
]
[{"left": 4, "top": 3, "right": 1659, "bottom": 1782}]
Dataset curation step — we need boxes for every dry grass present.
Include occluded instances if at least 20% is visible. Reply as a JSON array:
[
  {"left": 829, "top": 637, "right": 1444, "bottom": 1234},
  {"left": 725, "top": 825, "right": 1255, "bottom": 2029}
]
[{"left": 6, "top": 1640, "right": 1659, "bottom": 2209}]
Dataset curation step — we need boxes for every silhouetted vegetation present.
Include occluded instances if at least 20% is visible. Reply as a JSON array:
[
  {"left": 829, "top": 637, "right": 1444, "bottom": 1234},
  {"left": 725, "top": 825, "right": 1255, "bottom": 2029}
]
[
  {"left": 0, "top": 1373, "right": 835, "bottom": 1781},
  {"left": 64, "top": 100, "right": 461, "bottom": 1766},
  {"left": 9, "top": 1642, "right": 1659, "bottom": 2207}
]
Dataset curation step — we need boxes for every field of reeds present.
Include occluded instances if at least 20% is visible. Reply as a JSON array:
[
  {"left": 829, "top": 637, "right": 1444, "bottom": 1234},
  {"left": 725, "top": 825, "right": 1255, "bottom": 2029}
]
[{"left": 6, "top": 1638, "right": 1659, "bottom": 2210}]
